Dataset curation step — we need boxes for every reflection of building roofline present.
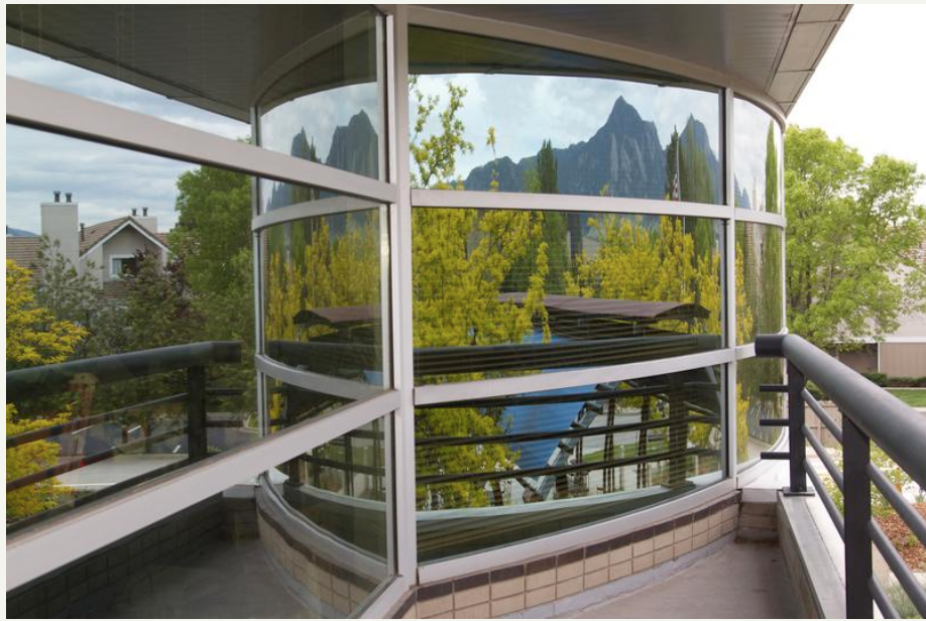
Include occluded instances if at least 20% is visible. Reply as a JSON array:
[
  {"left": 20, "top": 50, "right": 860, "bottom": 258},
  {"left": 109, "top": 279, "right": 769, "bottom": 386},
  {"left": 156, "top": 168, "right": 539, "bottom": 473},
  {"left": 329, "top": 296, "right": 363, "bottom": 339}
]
[{"left": 500, "top": 292, "right": 710, "bottom": 321}]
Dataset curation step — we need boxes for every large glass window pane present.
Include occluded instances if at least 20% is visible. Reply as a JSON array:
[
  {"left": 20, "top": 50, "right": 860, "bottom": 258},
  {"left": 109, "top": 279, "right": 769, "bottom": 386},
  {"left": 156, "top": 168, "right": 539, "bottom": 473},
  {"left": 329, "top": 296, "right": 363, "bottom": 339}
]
[
  {"left": 413, "top": 207, "right": 724, "bottom": 384},
  {"left": 5, "top": 126, "right": 260, "bottom": 528},
  {"left": 261, "top": 208, "right": 388, "bottom": 388},
  {"left": 257, "top": 11, "right": 384, "bottom": 182},
  {"left": 409, "top": 27, "right": 723, "bottom": 204},
  {"left": 415, "top": 366, "right": 724, "bottom": 561},
  {"left": 7, "top": 6, "right": 385, "bottom": 180},
  {"left": 735, "top": 222, "right": 783, "bottom": 344},
  {"left": 737, "top": 357, "right": 784, "bottom": 467},
  {"left": 6, "top": 419, "right": 395, "bottom": 618},
  {"left": 733, "top": 98, "right": 783, "bottom": 213}
]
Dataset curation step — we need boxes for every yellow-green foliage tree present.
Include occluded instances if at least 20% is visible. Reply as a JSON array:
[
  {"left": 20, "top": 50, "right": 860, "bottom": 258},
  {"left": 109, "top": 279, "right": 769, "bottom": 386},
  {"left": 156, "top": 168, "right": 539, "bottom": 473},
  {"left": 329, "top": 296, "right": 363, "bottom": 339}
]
[
  {"left": 409, "top": 78, "right": 556, "bottom": 509},
  {"left": 264, "top": 211, "right": 383, "bottom": 425},
  {"left": 6, "top": 260, "right": 86, "bottom": 521}
]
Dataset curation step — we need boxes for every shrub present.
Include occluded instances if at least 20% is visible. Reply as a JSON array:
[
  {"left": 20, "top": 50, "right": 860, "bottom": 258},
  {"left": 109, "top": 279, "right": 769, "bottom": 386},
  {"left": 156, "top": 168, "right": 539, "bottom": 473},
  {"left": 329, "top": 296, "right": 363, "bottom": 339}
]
[{"left": 862, "top": 372, "right": 888, "bottom": 387}]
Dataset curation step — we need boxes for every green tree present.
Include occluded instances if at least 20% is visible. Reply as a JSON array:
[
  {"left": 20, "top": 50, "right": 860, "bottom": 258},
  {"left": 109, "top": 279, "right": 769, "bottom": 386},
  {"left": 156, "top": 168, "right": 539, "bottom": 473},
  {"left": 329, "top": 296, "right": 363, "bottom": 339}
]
[
  {"left": 785, "top": 126, "right": 926, "bottom": 348},
  {"left": 172, "top": 166, "right": 255, "bottom": 391}
]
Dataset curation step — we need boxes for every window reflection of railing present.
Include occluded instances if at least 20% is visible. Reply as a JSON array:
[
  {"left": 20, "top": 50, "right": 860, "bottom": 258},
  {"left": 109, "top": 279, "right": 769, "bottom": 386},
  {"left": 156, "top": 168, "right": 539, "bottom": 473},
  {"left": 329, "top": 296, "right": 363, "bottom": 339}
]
[
  {"left": 6, "top": 342, "right": 245, "bottom": 530},
  {"left": 414, "top": 369, "right": 724, "bottom": 560}
]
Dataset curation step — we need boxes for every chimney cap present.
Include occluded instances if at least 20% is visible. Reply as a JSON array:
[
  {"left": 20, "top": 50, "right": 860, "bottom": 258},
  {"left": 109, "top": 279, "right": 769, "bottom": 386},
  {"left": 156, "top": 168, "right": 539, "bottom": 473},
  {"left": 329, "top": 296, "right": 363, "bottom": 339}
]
[
  {"left": 53, "top": 191, "right": 61, "bottom": 203},
  {"left": 65, "top": 192, "right": 73, "bottom": 203},
  {"left": 131, "top": 208, "right": 138, "bottom": 216},
  {"left": 142, "top": 207, "right": 148, "bottom": 216}
]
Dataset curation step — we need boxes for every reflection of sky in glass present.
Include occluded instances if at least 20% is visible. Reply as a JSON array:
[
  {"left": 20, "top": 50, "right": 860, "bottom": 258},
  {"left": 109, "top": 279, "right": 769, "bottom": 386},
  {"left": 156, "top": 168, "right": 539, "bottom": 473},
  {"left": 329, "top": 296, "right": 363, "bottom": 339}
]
[
  {"left": 6, "top": 45, "right": 247, "bottom": 233},
  {"left": 734, "top": 99, "right": 782, "bottom": 212},
  {"left": 413, "top": 74, "right": 720, "bottom": 181},
  {"left": 259, "top": 83, "right": 380, "bottom": 165}
]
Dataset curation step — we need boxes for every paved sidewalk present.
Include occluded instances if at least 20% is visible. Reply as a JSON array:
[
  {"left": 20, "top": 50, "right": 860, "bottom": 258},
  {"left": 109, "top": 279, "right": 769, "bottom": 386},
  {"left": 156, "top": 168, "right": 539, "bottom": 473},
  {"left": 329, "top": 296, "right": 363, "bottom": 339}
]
[{"left": 568, "top": 541, "right": 799, "bottom": 619}]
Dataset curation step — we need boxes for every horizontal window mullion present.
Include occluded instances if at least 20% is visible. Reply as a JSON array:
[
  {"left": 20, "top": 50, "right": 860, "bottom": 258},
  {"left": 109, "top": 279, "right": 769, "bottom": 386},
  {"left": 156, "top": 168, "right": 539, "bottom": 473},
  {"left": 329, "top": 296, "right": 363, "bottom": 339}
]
[
  {"left": 5, "top": 389, "right": 400, "bottom": 592},
  {"left": 733, "top": 208, "right": 786, "bottom": 228},
  {"left": 256, "top": 355, "right": 386, "bottom": 401},
  {"left": 414, "top": 348, "right": 736, "bottom": 405},
  {"left": 6, "top": 76, "right": 398, "bottom": 205},
  {"left": 412, "top": 188, "right": 733, "bottom": 220},
  {"left": 252, "top": 196, "right": 383, "bottom": 231}
]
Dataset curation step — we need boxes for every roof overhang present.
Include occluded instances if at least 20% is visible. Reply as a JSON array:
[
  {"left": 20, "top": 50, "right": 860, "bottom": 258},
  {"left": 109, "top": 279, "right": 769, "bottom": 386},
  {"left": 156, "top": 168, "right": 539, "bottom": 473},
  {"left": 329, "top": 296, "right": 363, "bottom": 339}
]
[
  {"left": 416, "top": 4, "right": 852, "bottom": 117},
  {"left": 80, "top": 218, "right": 169, "bottom": 259}
]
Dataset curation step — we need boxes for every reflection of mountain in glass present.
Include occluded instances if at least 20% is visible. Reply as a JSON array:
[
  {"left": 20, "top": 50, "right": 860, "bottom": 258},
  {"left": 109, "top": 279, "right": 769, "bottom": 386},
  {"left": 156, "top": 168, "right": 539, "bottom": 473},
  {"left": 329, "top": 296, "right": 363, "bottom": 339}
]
[
  {"left": 465, "top": 97, "right": 721, "bottom": 205},
  {"left": 267, "top": 110, "right": 378, "bottom": 210}
]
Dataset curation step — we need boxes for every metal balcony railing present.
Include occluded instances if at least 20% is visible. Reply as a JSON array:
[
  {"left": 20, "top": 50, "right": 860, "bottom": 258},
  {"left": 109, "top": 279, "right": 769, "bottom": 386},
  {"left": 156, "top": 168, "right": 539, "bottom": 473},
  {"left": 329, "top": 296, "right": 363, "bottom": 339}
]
[
  {"left": 756, "top": 334, "right": 926, "bottom": 619},
  {"left": 6, "top": 342, "right": 244, "bottom": 528}
]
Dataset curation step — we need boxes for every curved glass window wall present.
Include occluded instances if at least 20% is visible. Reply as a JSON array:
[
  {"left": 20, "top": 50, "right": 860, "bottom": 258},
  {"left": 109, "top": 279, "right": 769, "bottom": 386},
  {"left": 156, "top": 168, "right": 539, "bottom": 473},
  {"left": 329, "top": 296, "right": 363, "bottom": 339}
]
[
  {"left": 413, "top": 207, "right": 724, "bottom": 384},
  {"left": 6, "top": 6, "right": 793, "bottom": 617},
  {"left": 409, "top": 27, "right": 723, "bottom": 205},
  {"left": 415, "top": 366, "right": 724, "bottom": 561},
  {"left": 733, "top": 98, "right": 783, "bottom": 213},
  {"left": 735, "top": 222, "right": 784, "bottom": 345}
]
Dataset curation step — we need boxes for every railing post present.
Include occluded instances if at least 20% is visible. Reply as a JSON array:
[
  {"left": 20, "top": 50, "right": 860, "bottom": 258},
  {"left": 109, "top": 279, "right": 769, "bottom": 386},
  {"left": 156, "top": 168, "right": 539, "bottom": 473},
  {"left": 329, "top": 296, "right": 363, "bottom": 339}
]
[
  {"left": 187, "top": 366, "right": 208, "bottom": 462},
  {"left": 843, "top": 417, "right": 873, "bottom": 618},
  {"left": 786, "top": 361, "right": 808, "bottom": 494}
]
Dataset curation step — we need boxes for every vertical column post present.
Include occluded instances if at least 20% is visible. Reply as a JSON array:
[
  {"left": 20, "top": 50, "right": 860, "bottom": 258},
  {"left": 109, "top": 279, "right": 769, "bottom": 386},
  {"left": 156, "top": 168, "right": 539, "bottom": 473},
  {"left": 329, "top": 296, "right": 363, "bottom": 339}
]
[
  {"left": 187, "top": 365, "right": 208, "bottom": 462},
  {"left": 843, "top": 417, "right": 873, "bottom": 618},
  {"left": 668, "top": 375, "right": 687, "bottom": 487},
  {"left": 786, "top": 361, "right": 807, "bottom": 493}
]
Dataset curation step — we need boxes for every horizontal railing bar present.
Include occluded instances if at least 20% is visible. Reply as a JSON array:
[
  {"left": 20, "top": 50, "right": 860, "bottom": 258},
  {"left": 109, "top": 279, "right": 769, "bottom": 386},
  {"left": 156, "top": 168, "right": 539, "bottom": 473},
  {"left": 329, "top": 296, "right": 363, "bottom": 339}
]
[
  {"left": 802, "top": 388, "right": 843, "bottom": 444},
  {"left": 416, "top": 414, "right": 720, "bottom": 447},
  {"left": 760, "top": 451, "right": 790, "bottom": 460},
  {"left": 5, "top": 393, "right": 189, "bottom": 449},
  {"left": 297, "top": 454, "right": 384, "bottom": 477},
  {"left": 804, "top": 461, "right": 845, "bottom": 539},
  {"left": 757, "top": 334, "right": 926, "bottom": 487},
  {"left": 6, "top": 427, "right": 188, "bottom": 492},
  {"left": 871, "top": 577, "right": 900, "bottom": 619},
  {"left": 418, "top": 447, "right": 717, "bottom": 486},
  {"left": 867, "top": 463, "right": 926, "bottom": 549},
  {"left": 869, "top": 520, "right": 926, "bottom": 617},
  {"left": 759, "top": 383, "right": 788, "bottom": 393},
  {"left": 416, "top": 384, "right": 670, "bottom": 410},
  {"left": 205, "top": 387, "right": 245, "bottom": 396},
  {"left": 6, "top": 341, "right": 242, "bottom": 402},
  {"left": 759, "top": 419, "right": 788, "bottom": 427},
  {"left": 802, "top": 425, "right": 844, "bottom": 492}
]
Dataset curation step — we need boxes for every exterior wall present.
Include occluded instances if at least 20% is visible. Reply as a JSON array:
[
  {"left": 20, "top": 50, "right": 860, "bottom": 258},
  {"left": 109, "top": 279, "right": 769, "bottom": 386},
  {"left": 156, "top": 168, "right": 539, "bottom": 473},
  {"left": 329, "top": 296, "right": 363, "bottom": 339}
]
[
  {"left": 879, "top": 342, "right": 926, "bottom": 377},
  {"left": 835, "top": 344, "right": 878, "bottom": 374},
  {"left": 101, "top": 227, "right": 166, "bottom": 281},
  {"left": 5, "top": 494, "right": 257, "bottom": 619},
  {"left": 80, "top": 244, "right": 105, "bottom": 285},
  {"left": 388, "top": 494, "right": 739, "bottom": 619},
  {"left": 40, "top": 201, "right": 79, "bottom": 268}
]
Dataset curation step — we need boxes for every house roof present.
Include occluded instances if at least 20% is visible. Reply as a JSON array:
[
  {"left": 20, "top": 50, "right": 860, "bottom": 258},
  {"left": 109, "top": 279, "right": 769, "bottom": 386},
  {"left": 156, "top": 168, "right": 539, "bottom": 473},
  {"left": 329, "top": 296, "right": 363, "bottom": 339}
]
[
  {"left": 79, "top": 217, "right": 169, "bottom": 257},
  {"left": 6, "top": 236, "right": 43, "bottom": 277},
  {"left": 79, "top": 216, "right": 168, "bottom": 255}
]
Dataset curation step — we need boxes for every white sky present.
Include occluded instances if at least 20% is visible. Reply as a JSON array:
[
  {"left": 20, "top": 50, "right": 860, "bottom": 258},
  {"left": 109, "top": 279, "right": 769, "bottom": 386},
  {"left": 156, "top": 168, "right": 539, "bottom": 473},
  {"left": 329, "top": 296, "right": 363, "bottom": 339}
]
[{"left": 789, "top": 4, "right": 926, "bottom": 204}]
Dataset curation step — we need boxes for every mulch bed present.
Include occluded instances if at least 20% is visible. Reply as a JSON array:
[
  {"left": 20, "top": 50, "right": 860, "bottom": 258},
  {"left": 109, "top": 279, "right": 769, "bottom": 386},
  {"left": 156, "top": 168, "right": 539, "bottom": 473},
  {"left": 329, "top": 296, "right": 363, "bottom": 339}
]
[{"left": 876, "top": 502, "right": 926, "bottom": 571}]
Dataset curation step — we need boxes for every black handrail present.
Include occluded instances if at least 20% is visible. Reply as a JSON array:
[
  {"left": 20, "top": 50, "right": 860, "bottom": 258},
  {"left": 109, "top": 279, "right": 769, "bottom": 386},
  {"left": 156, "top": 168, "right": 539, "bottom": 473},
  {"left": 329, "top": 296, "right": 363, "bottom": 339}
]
[
  {"left": 7, "top": 341, "right": 242, "bottom": 402},
  {"left": 756, "top": 333, "right": 926, "bottom": 619},
  {"left": 6, "top": 342, "right": 244, "bottom": 499}
]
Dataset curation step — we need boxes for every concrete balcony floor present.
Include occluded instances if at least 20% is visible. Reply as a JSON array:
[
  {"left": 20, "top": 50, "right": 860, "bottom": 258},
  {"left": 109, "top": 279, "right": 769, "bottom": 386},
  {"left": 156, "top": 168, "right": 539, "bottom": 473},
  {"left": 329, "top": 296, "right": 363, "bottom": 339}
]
[{"left": 568, "top": 540, "right": 798, "bottom": 619}]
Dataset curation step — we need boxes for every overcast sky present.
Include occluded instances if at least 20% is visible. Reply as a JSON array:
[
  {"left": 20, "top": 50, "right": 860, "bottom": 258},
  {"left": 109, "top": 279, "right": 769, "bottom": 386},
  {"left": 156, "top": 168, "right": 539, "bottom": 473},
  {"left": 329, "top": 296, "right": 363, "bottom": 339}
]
[{"left": 789, "top": 4, "right": 926, "bottom": 204}]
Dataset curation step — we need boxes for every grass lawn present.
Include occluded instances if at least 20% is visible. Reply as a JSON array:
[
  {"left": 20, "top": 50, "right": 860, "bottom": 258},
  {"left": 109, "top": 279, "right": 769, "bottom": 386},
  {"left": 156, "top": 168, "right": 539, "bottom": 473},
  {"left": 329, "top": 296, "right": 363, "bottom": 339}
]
[{"left": 887, "top": 388, "right": 926, "bottom": 407}]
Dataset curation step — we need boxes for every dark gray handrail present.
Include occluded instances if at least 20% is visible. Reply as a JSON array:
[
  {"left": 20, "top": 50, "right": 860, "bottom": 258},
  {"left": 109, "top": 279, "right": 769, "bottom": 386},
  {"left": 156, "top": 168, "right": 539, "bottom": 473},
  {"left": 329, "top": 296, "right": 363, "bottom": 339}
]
[
  {"left": 6, "top": 341, "right": 242, "bottom": 402},
  {"left": 756, "top": 333, "right": 926, "bottom": 487},
  {"left": 757, "top": 333, "right": 926, "bottom": 618}
]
